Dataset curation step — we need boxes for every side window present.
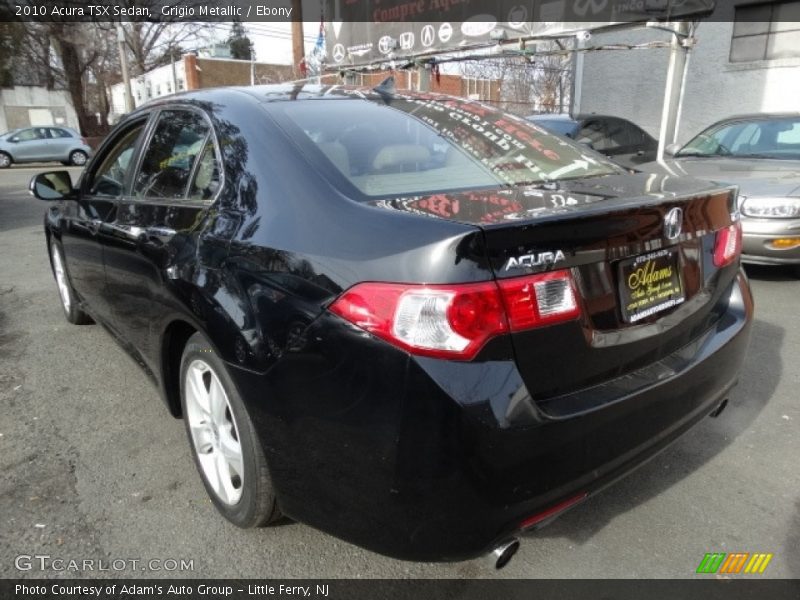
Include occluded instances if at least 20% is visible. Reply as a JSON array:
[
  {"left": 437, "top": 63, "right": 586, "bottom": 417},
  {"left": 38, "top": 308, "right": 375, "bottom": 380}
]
[
  {"left": 88, "top": 122, "right": 146, "bottom": 197},
  {"left": 50, "top": 128, "right": 72, "bottom": 139},
  {"left": 188, "top": 140, "right": 221, "bottom": 201},
  {"left": 15, "top": 128, "right": 44, "bottom": 142},
  {"left": 577, "top": 121, "right": 610, "bottom": 150},
  {"left": 600, "top": 119, "right": 633, "bottom": 150},
  {"left": 133, "top": 110, "right": 210, "bottom": 200}
]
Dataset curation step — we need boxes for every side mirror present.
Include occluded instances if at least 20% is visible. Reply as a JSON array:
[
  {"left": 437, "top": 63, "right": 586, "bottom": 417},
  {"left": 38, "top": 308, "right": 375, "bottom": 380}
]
[
  {"left": 664, "top": 143, "right": 681, "bottom": 157},
  {"left": 8, "top": 137, "right": 18, "bottom": 143},
  {"left": 29, "top": 171, "right": 76, "bottom": 201}
]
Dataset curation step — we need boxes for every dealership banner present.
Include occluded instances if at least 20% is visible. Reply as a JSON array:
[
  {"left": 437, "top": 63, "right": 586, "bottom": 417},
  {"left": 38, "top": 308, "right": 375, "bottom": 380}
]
[{"left": 324, "top": 0, "right": 718, "bottom": 66}]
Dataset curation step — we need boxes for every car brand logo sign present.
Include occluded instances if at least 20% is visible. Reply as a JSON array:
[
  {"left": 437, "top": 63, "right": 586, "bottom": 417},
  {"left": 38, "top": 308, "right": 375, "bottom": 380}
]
[
  {"left": 421, "top": 25, "right": 435, "bottom": 48},
  {"left": 664, "top": 207, "right": 683, "bottom": 240},
  {"left": 399, "top": 32, "right": 415, "bottom": 50},
  {"left": 504, "top": 250, "right": 566, "bottom": 271},
  {"left": 438, "top": 23, "right": 453, "bottom": 43},
  {"left": 378, "top": 36, "right": 395, "bottom": 54},
  {"left": 332, "top": 44, "right": 346, "bottom": 64}
]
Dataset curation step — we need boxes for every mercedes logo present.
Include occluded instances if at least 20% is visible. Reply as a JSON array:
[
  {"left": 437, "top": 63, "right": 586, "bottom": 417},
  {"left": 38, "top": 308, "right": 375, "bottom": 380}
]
[
  {"left": 332, "top": 44, "right": 346, "bottom": 64},
  {"left": 664, "top": 207, "right": 683, "bottom": 240}
]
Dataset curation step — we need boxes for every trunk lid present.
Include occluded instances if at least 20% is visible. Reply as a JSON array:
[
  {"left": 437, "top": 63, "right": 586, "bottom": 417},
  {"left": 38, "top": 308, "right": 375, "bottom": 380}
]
[{"left": 369, "top": 172, "right": 740, "bottom": 413}]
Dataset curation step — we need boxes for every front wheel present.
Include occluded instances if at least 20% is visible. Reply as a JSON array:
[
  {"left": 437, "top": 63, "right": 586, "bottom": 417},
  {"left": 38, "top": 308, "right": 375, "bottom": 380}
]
[
  {"left": 69, "top": 150, "right": 88, "bottom": 166},
  {"left": 50, "top": 241, "right": 93, "bottom": 325},
  {"left": 180, "top": 332, "right": 282, "bottom": 528},
  {"left": 0, "top": 152, "right": 11, "bottom": 168}
]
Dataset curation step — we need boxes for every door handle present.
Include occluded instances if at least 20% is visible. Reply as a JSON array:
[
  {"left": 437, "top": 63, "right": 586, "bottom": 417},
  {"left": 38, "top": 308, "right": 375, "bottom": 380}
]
[{"left": 143, "top": 226, "right": 176, "bottom": 244}]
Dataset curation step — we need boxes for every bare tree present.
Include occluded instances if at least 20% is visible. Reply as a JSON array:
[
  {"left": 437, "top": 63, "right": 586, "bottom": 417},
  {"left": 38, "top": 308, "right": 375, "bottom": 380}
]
[{"left": 457, "top": 41, "right": 573, "bottom": 116}]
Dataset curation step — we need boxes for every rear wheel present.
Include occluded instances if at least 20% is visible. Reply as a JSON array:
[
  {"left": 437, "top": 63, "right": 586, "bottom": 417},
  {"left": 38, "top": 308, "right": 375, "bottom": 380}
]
[
  {"left": 69, "top": 150, "right": 88, "bottom": 166},
  {"left": 0, "top": 152, "right": 11, "bottom": 168},
  {"left": 50, "top": 241, "right": 93, "bottom": 324},
  {"left": 180, "top": 332, "right": 282, "bottom": 528}
]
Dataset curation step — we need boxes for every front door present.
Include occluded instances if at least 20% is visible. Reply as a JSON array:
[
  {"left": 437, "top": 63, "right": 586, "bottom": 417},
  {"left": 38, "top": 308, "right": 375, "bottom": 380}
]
[
  {"left": 61, "top": 118, "right": 148, "bottom": 320},
  {"left": 9, "top": 127, "right": 49, "bottom": 161}
]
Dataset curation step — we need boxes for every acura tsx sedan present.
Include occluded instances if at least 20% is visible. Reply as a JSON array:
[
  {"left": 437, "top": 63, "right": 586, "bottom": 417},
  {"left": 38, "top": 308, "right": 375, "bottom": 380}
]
[{"left": 31, "top": 83, "right": 753, "bottom": 568}]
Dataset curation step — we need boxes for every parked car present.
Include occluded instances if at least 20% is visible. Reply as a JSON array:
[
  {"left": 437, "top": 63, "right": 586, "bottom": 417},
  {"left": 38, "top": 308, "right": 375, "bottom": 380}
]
[
  {"left": 640, "top": 113, "right": 800, "bottom": 275},
  {"left": 30, "top": 85, "right": 752, "bottom": 568},
  {"left": 526, "top": 114, "right": 658, "bottom": 168},
  {"left": 0, "top": 126, "right": 91, "bottom": 168}
]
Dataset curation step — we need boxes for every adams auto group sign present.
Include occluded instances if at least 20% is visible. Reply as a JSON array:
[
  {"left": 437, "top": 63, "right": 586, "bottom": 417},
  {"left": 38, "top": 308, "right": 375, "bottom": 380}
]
[{"left": 324, "top": 0, "right": 716, "bottom": 67}]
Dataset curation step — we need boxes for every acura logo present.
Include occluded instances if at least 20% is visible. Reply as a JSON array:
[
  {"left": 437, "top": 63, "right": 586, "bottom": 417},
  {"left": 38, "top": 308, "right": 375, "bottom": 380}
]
[{"left": 664, "top": 207, "right": 683, "bottom": 240}]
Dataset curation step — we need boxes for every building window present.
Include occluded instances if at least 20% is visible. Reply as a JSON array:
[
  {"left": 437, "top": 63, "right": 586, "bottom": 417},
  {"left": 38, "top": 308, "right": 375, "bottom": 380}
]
[
  {"left": 156, "top": 84, "right": 161, "bottom": 96},
  {"left": 167, "top": 82, "right": 172, "bottom": 93},
  {"left": 731, "top": 1, "right": 800, "bottom": 62},
  {"left": 177, "top": 78, "right": 185, "bottom": 91}
]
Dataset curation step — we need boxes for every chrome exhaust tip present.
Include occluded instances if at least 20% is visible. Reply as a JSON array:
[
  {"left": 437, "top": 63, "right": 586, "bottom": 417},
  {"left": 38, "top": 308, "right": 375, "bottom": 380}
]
[{"left": 489, "top": 538, "right": 520, "bottom": 570}]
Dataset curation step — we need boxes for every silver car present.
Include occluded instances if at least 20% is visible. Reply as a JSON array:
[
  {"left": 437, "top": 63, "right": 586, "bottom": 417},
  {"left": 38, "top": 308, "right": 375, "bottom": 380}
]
[
  {"left": 0, "top": 126, "right": 92, "bottom": 168},
  {"left": 641, "top": 113, "right": 800, "bottom": 276}
]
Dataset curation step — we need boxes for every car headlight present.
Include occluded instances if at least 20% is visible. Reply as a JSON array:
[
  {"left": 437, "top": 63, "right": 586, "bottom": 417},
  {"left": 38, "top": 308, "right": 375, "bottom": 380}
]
[{"left": 741, "top": 196, "right": 800, "bottom": 218}]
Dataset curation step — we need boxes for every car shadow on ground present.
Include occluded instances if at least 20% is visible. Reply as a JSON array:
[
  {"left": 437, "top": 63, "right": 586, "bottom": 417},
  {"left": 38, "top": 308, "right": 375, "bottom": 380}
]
[{"left": 524, "top": 316, "right": 783, "bottom": 546}]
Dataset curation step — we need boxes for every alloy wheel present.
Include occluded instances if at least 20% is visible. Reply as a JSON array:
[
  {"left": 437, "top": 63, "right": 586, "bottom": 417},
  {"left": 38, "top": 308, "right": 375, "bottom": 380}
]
[{"left": 184, "top": 359, "right": 244, "bottom": 505}]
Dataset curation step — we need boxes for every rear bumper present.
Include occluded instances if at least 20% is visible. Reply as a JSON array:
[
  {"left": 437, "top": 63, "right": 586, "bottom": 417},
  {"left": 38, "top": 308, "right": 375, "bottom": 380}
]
[
  {"left": 230, "top": 271, "right": 753, "bottom": 562},
  {"left": 742, "top": 217, "right": 800, "bottom": 265}
]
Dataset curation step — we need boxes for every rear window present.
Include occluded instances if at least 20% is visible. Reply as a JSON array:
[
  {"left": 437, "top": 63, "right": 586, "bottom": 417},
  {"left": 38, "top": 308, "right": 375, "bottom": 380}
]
[{"left": 277, "top": 95, "right": 617, "bottom": 198}]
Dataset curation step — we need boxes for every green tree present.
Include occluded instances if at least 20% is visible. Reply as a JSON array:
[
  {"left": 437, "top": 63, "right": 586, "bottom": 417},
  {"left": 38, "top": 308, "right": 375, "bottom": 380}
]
[{"left": 227, "top": 21, "right": 253, "bottom": 61}]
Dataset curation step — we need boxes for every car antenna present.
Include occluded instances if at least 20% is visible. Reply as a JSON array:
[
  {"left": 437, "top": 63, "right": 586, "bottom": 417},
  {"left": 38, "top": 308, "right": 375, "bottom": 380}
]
[{"left": 373, "top": 76, "right": 396, "bottom": 101}]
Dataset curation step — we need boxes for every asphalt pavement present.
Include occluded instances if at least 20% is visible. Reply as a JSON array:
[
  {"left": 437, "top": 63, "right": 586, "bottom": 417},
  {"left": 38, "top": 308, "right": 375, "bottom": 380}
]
[{"left": 0, "top": 165, "right": 797, "bottom": 579}]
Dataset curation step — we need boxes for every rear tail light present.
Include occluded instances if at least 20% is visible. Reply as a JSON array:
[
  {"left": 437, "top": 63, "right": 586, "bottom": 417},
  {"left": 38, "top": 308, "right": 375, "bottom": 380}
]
[
  {"left": 329, "top": 270, "right": 580, "bottom": 360},
  {"left": 713, "top": 221, "right": 742, "bottom": 268}
]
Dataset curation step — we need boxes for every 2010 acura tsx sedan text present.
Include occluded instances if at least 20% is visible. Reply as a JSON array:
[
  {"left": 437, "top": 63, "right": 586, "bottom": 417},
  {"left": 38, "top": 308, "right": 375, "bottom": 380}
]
[{"left": 30, "top": 83, "right": 753, "bottom": 568}]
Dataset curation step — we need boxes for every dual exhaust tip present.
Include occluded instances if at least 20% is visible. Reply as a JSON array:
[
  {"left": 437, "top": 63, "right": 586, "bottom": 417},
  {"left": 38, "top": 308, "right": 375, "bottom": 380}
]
[{"left": 489, "top": 538, "right": 520, "bottom": 570}]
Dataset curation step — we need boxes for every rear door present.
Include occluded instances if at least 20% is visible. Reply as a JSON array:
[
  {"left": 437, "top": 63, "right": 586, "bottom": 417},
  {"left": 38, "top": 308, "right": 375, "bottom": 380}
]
[
  {"left": 47, "top": 128, "right": 75, "bottom": 161},
  {"left": 101, "top": 107, "right": 222, "bottom": 361}
]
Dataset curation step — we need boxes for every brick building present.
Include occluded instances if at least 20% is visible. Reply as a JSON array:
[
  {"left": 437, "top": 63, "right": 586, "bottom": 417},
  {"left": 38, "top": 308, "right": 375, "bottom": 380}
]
[{"left": 109, "top": 54, "right": 294, "bottom": 120}]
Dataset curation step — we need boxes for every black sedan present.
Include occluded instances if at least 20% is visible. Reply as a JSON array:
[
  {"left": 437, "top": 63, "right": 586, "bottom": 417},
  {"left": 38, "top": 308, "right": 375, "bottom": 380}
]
[
  {"left": 526, "top": 113, "right": 658, "bottom": 168},
  {"left": 31, "top": 84, "right": 752, "bottom": 568}
]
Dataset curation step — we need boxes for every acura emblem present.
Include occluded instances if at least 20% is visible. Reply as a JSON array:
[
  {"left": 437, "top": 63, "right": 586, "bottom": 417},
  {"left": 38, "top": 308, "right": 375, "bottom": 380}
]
[{"left": 664, "top": 207, "right": 683, "bottom": 240}]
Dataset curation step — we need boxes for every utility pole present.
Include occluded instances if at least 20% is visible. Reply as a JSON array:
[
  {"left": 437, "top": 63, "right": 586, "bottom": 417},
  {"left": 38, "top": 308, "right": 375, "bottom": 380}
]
[
  {"left": 291, "top": 0, "right": 304, "bottom": 78},
  {"left": 116, "top": 23, "right": 134, "bottom": 112}
]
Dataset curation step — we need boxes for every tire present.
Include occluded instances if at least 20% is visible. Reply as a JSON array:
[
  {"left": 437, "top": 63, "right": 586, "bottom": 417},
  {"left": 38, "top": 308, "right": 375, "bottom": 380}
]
[
  {"left": 180, "top": 332, "right": 282, "bottom": 528},
  {"left": 69, "top": 150, "right": 88, "bottom": 166},
  {"left": 0, "top": 151, "right": 11, "bottom": 168},
  {"left": 49, "top": 241, "right": 93, "bottom": 325}
]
